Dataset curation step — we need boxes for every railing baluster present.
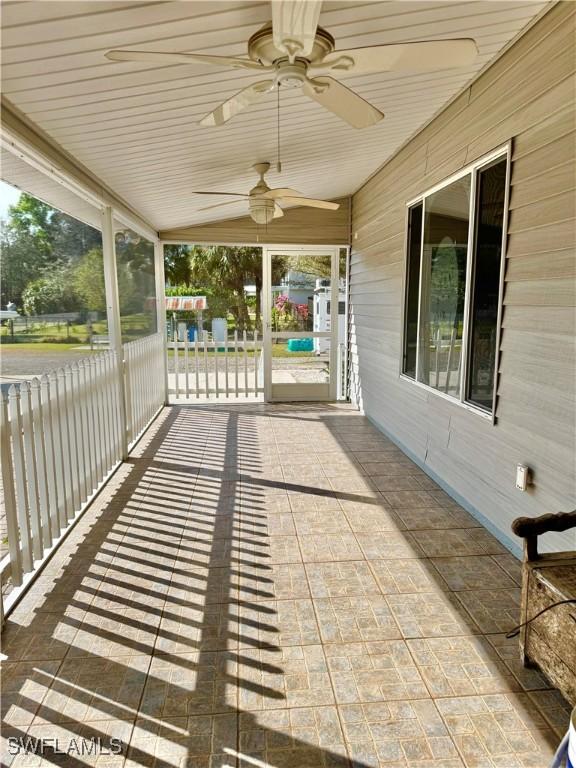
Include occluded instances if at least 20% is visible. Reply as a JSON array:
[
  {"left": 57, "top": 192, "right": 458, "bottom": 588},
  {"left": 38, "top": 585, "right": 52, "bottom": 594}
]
[
  {"left": 253, "top": 330, "right": 259, "bottom": 396},
  {"left": 1, "top": 393, "right": 24, "bottom": 583},
  {"left": 184, "top": 334, "right": 189, "bottom": 398},
  {"left": 79, "top": 360, "right": 93, "bottom": 494},
  {"left": 243, "top": 330, "right": 248, "bottom": 396},
  {"left": 51, "top": 370, "right": 70, "bottom": 528},
  {"left": 63, "top": 366, "right": 79, "bottom": 516},
  {"left": 71, "top": 363, "right": 87, "bottom": 504},
  {"left": 20, "top": 381, "right": 43, "bottom": 560},
  {"left": 214, "top": 337, "right": 219, "bottom": 399},
  {"left": 204, "top": 331, "right": 209, "bottom": 397},
  {"left": 30, "top": 378, "right": 51, "bottom": 549},
  {"left": 234, "top": 330, "right": 239, "bottom": 397},
  {"left": 173, "top": 331, "right": 179, "bottom": 399},
  {"left": 41, "top": 374, "right": 60, "bottom": 539},
  {"left": 194, "top": 335, "right": 200, "bottom": 398},
  {"left": 8, "top": 385, "right": 33, "bottom": 571},
  {"left": 224, "top": 331, "right": 229, "bottom": 398}
]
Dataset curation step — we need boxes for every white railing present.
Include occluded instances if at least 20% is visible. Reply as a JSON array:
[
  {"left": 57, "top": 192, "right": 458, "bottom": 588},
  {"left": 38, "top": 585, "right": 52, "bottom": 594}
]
[
  {"left": 125, "top": 332, "right": 165, "bottom": 444},
  {"left": 0, "top": 350, "right": 123, "bottom": 612},
  {"left": 170, "top": 330, "right": 263, "bottom": 400}
]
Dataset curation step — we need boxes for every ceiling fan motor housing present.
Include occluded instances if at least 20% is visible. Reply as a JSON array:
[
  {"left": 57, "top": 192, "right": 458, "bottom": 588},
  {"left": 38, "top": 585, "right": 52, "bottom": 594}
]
[{"left": 248, "top": 23, "right": 335, "bottom": 66}]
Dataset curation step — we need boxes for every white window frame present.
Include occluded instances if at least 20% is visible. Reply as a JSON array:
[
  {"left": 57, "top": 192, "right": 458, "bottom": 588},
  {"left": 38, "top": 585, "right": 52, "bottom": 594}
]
[{"left": 400, "top": 143, "right": 511, "bottom": 421}]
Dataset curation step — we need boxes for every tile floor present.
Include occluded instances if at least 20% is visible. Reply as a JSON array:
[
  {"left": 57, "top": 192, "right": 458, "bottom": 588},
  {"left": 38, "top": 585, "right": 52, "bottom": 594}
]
[{"left": 1, "top": 403, "right": 571, "bottom": 767}]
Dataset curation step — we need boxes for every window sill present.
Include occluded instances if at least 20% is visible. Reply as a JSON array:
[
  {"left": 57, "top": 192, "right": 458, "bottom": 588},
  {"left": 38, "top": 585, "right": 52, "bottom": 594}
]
[{"left": 399, "top": 373, "right": 494, "bottom": 422}]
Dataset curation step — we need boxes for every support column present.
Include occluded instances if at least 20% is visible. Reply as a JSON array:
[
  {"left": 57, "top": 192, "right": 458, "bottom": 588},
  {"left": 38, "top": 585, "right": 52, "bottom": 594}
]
[
  {"left": 101, "top": 205, "right": 129, "bottom": 459},
  {"left": 154, "top": 241, "right": 169, "bottom": 405}
]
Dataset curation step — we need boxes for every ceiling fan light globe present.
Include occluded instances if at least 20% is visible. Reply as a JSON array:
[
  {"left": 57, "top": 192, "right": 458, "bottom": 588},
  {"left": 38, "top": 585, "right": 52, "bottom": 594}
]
[{"left": 249, "top": 197, "right": 276, "bottom": 225}]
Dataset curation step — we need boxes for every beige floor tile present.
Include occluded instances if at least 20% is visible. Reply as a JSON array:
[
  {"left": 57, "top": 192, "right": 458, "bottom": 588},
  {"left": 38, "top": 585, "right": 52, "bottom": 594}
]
[
  {"left": 293, "top": 510, "right": 352, "bottom": 536},
  {"left": 343, "top": 506, "right": 405, "bottom": 533},
  {"left": 313, "top": 596, "right": 401, "bottom": 643},
  {"left": 237, "top": 645, "right": 335, "bottom": 711},
  {"left": 239, "top": 562, "right": 311, "bottom": 602},
  {"left": 356, "top": 531, "right": 424, "bottom": 560},
  {"left": 289, "top": 493, "right": 342, "bottom": 513},
  {"left": 527, "top": 689, "right": 573, "bottom": 735},
  {"left": 435, "top": 692, "right": 560, "bottom": 767},
  {"left": 381, "top": 491, "right": 440, "bottom": 509},
  {"left": 407, "top": 636, "right": 522, "bottom": 697},
  {"left": 126, "top": 712, "right": 237, "bottom": 768},
  {"left": 1, "top": 613, "right": 79, "bottom": 663},
  {"left": 251, "top": 494, "right": 292, "bottom": 514},
  {"left": 485, "top": 634, "right": 552, "bottom": 691},
  {"left": 254, "top": 512, "right": 298, "bottom": 537},
  {"left": 300, "top": 534, "right": 364, "bottom": 563},
  {"left": 238, "top": 706, "right": 349, "bottom": 767},
  {"left": 2, "top": 403, "right": 566, "bottom": 768},
  {"left": 370, "top": 559, "right": 448, "bottom": 595},
  {"left": 238, "top": 599, "right": 321, "bottom": 648},
  {"left": 339, "top": 699, "right": 462, "bottom": 767},
  {"left": 454, "top": 589, "right": 521, "bottom": 634},
  {"left": 306, "top": 561, "right": 382, "bottom": 598},
  {"left": 370, "top": 475, "right": 427, "bottom": 492},
  {"left": 326, "top": 641, "right": 429, "bottom": 702},
  {"left": 66, "top": 606, "right": 160, "bottom": 658},
  {"left": 155, "top": 600, "right": 237, "bottom": 654},
  {"left": 430, "top": 557, "right": 517, "bottom": 592},
  {"left": 387, "top": 593, "right": 480, "bottom": 639},
  {"left": 394, "top": 507, "right": 480, "bottom": 531},
  {"left": 411, "top": 529, "right": 508, "bottom": 558},
  {"left": 241, "top": 535, "right": 302, "bottom": 564},
  {"left": 360, "top": 461, "right": 419, "bottom": 477},
  {"left": 16, "top": 718, "right": 133, "bottom": 767},
  {"left": 139, "top": 652, "right": 237, "bottom": 717},
  {"left": 34, "top": 655, "right": 151, "bottom": 725},
  {"left": 1, "top": 660, "right": 60, "bottom": 729},
  {"left": 167, "top": 566, "right": 238, "bottom": 607},
  {"left": 491, "top": 554, "right": 523, "bottom": 586}
]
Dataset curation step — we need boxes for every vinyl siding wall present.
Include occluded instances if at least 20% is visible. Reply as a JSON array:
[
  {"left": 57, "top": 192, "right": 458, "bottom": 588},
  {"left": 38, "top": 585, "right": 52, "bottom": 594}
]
[{"left": 349, "top": 2, "right": 576, "bottom": 553}]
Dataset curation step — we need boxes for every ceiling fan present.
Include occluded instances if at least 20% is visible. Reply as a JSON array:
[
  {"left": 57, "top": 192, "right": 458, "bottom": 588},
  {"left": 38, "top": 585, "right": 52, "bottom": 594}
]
[
  {"left": 191, "top": 161, "right": 339, "bottom": 225},
  {"left": 105, "top": 0, "right": 478, "bottom": 130}
]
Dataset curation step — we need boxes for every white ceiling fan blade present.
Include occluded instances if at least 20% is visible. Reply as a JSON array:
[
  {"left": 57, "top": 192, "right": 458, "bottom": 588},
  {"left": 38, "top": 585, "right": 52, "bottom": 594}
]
[
  {"left": 310, "top": 39, "right": 478, "bottom": 76},
  {"left": 278, "top": 196, "right": 339, "bottom": 210},
  {"left": 272, "top": 0, "right": 323, "bottom": 59},
  {"left": 261, "top": 187, "right": 305, "bottom": 199},
  {"left": 199, "top": 200, "right": 246, "bottom": 212},
  {"left": 302, "top": 77, "right": 383, "bottom": 129},
  {"left": 273, "top": 204, "right": 284, "bottom": 219},
  {"left": 200, "top": 80, "right": 275, "bottom": 126},
  {"left": 106, "top": 49, "right": 268, "bottom": 71}
]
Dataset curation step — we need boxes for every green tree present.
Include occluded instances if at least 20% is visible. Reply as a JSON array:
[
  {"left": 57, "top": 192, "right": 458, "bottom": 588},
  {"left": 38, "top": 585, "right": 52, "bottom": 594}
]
[
  {"left": 21, "top": 269, "right": 80, "bottom": 315},
  {"left": 73, "top": 246, "right": 139, "bottom": 316},
  {"left": 73, "top": 248, "right": 107, "bottom": 312},
  {"left": 1, "top": 192, "right": 102, "bottom": 308},
  {"left": 164, "top": 244, "right": 192, "bottom": 285}
]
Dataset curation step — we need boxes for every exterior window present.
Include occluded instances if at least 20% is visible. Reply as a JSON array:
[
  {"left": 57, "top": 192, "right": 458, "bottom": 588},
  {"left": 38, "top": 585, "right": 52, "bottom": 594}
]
[
  {"left": 402, "top": 149, "right": 508, "bottom": 414},
  {"left": 419, "top": 177, "right": 470, "bottom": 397},
  {"left": 402, "top": 203, "right": 422, "bottom": 379},
  {"left": 467, "top": 159, "right": 507, "bottom": 409}
]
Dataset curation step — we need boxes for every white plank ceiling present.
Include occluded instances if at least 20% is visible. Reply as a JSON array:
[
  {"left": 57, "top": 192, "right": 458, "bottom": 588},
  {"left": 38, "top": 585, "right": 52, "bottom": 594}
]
[{"left": 2, "top": 0, "right": 550, "bottom": 232}]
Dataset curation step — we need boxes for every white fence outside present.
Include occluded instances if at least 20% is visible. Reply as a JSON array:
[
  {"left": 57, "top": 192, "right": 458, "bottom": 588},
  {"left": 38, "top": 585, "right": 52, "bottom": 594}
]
[
  {"left": 125, "top": 332, "right": 165, "bottom": 443},
  {"left": 0, "top": 334, "right": 165, "bottom": 617},
  {"left": 170, "top": 330, "right": 263, "bottom": 400}
]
